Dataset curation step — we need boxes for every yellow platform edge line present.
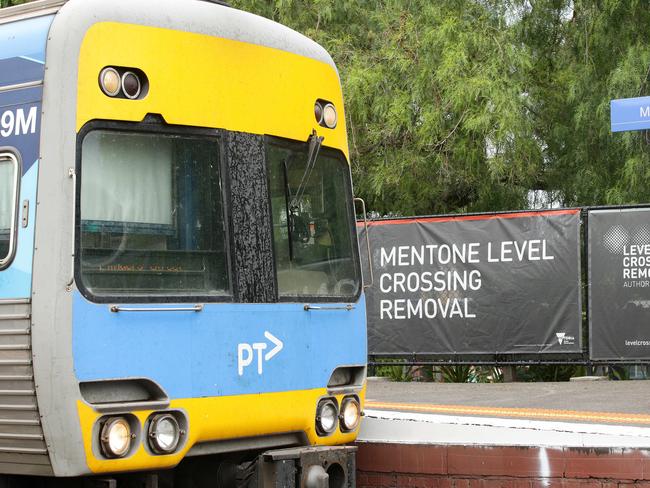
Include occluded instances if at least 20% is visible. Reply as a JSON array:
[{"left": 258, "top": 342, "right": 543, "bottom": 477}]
[{"left": 365, "top": 401, "right": 650, "bottom": 425}]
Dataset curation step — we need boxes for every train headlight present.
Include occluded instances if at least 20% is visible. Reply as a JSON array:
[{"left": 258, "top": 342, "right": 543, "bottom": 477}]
[
  {"left": 322, "top": 103, "right": 338, "bottom": 128},
  {"left": 148, "top": 413, "right": 181, "bottom": 454},
  {"left": 340, "top": 397, "right": 361, "bottom": 432},
  {"left": 315, "top": 399, "right": 338, "bottom": 436},
  {"left": 100, "top": 417, "right": 132, "bottom": 458},
  {"left": 99, "top": 67, "right": 121, "bottom": 97},
  {"left": 121, "top": 71, "right": 142, "bottom": 100}
]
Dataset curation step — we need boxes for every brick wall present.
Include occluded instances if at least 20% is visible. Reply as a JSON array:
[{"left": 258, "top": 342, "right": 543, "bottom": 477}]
[{"left": 356, "top": 443, "right": 650, "bottom": 488}]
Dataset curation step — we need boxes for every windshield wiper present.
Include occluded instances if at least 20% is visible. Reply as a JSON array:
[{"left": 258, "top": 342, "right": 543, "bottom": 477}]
[{"left": 289, "top": 130, "right": 324, "bottom": 210}]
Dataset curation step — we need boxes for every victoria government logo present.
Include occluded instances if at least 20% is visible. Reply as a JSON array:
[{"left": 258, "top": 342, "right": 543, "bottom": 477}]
[{"left": 556, "top": 332, "right": 575, "bottom": 345}]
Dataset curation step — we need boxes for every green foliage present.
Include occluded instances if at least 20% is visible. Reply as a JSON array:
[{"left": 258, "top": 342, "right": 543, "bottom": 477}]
[
  {"left": 608, "top": 365, "right": 629, "bottom": 381},
  {"left": 519, "top": 0, "right": 650, "bottom": 207},
  {"left": 372, "top": 363, "right": 503, "bottom": 383},
  {"left": 439, "top": 366, "right": 473, "bottom": 383},
  {"left": 0, "top": 0, "right": 27, "bottom": 8},
  {"left": 516, "top": 365, "right": 584, "bottom": 382},
  {"left": 373, "top": 361, "right": 415, "bottom": 382},
  {"left": 439, "top": 365, "right": 503, "bottom": 383},
  {"left": 231, "top": 0, "right": 650, "bottom": 214}
]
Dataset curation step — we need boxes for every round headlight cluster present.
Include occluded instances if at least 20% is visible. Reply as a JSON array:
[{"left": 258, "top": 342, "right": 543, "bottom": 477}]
[
  {"left": 98, "top": 411, "right": 185, "bottom": 459},
  {"left": 340, "top": 397, "right": 361, "bottom": 432},
  {"left": 99, "top": 66, "right": 145, "bottom": 99},
  {"left": 314, "top": 100, "right": 338, "bottom": 129},
  {"left": 315, "top": 396, "right": 362, "bottom": 436},
  {"left": 100, "top": 417, "right": 133, "bottom": 458},
  {"left": 148, "top": 413, "right": 181, "bottom": 454},
  {"left": 315, "top": 399, "right": 339, "bottom": 435}
]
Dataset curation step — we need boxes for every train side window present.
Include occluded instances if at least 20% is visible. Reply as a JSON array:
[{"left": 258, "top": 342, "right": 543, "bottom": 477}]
[
  {"left": 77, "top": 129, "right": 231, "bottom": 300},
  {"left": 267, "top": 141, "right": 361, "bottom": 300},
  {"left": 0, "top": 151, "right": 20, "bottom": 270}
]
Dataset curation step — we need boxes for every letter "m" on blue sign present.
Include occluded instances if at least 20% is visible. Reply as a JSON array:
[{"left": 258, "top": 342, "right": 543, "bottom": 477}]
[{"left": 611, "top": 96, "right": 650, "bottom": 132}]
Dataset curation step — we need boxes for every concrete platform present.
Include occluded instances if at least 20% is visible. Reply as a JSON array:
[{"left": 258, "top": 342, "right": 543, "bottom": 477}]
[
  {"left": 356, "top": 379, "right": 650, "bottom": 487},
  {"left": 360, "top": 378, "right": 650, "bottom": 446},
  {"left": 365, "top": 379, "right": 650, "bottom": 419},
  {"left": 359, "top": 409, "right": 650, "bottom": 448}
]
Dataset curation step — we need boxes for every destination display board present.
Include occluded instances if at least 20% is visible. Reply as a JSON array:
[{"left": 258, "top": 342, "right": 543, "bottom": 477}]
[
  {"left": 589, "top": 208, "right": 650, "bottom": 360},
  {"left": 359, "top": 209, "right": 582, "bottom": 355},
  {"left": 610, "top": 96, "right": 650, "bottom": 132}
]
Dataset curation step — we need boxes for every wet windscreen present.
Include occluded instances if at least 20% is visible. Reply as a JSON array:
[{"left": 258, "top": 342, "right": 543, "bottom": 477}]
[
  {"left": 79, "top": 130, "right": 230, "bottom": 298},
  {"left": 267, "top": 141, "right": 360, "bottom": 299},
  {"left": 0, "top": 154, "right": 18, "bottom": 266}
]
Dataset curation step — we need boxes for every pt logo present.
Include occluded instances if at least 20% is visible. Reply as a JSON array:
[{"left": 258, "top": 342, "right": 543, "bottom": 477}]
[{"left": 237, "top": 331, "right": 284, "bottom": 376}]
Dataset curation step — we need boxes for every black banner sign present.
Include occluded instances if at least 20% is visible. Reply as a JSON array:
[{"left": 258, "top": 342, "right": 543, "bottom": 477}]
[
  {"left": 589, "top": 208, "right": 650, "bottom": 360},
  {"left": 360, "top": 210, "right": 582, "bottom": 355}
]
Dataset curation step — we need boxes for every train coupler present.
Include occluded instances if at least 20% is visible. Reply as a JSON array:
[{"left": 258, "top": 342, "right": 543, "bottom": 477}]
[{"left": 256, "top": 445, "right": 356, "bottom": 488}]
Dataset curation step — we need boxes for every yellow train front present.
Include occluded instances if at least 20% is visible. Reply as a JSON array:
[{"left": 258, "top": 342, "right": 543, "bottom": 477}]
[{"left": 0, "top": 0, "right": 367, "bottom": 485}]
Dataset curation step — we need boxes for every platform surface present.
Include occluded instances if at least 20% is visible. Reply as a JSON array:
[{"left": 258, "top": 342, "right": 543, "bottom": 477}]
[
  {"left": 359, "top": 378, "right": 650, "bottom": 448},
  {"left": 366, "top": 378, "right": 650, "bottom": 422}
]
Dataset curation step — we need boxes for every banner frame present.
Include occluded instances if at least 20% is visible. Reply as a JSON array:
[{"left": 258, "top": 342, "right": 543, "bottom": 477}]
[
  {"left": 586, "top": 205, "right": 650, "bottom": 360},
  {"left": 363, "top": 208, "right": 584, "bottom": 356}
]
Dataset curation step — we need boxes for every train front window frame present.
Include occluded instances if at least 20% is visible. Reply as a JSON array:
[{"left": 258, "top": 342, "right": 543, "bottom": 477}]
[
  {"left": 266, "top": 137, "right": 362, "bottom": 302},
  {"left": 0, "top": 150, "right": 20, "bottom": 271},
  {"left": 75, "top": 122, "right": 232, "bottom": 303}
]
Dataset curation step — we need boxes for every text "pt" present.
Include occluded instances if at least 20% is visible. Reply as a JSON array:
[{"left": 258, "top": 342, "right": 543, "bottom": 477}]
[{"left": 237, "top": 331, "right": 283, "bottom": 376}]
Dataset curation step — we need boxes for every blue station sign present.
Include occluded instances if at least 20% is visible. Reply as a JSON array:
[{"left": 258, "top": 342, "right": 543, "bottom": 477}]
[{"left": 611, "top": 96, "right": 650, "bottom": 132}]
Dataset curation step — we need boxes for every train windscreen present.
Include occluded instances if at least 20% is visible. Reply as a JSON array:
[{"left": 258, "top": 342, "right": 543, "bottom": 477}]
[
  {"left": 78, "top": 130, "right": 230, "bottom": 298},
  {"left": 267, "top": 140, "right": 360, "bottom": 300}
]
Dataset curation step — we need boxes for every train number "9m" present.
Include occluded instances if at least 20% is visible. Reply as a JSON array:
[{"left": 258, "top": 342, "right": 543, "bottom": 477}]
[{"left": 0, "top": 107, "right": 38, "bottom": 138}]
